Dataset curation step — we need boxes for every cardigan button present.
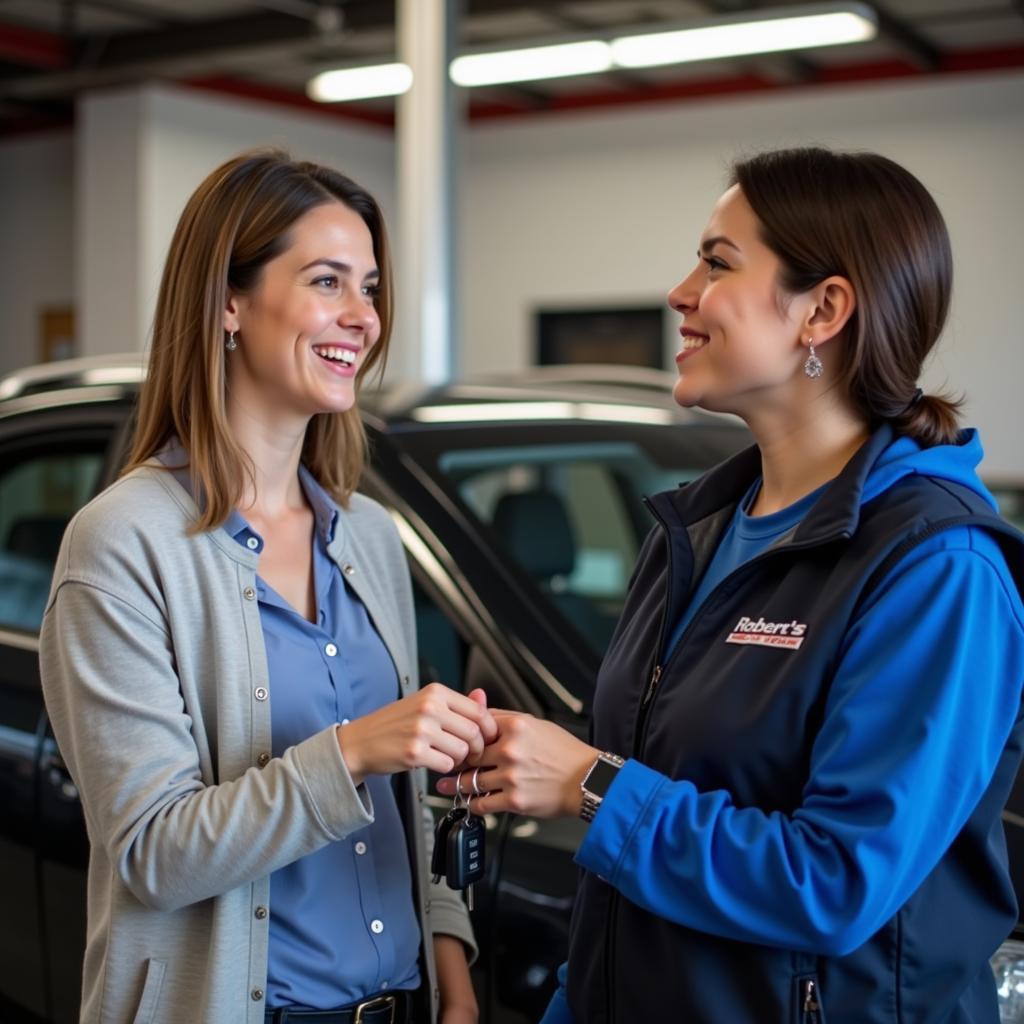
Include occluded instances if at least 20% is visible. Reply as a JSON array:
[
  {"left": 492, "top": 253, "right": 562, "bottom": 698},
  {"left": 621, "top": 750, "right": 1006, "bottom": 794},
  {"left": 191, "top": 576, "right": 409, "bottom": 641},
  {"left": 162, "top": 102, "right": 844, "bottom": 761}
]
[
  {"left": 254, "top": 905, "right": 267, "bottom": 920},
  {"left": 342, "top": 564, "right": 355, "bottom": 576},
  {"left": 256, "top": 752, "right": 270, "bottom": 768},
  {"left": 251, "top": 988, "right": 264, "bottom": 1002},
  {"left": 243, "top": 586, "right": 257, "bottom": 601},
  {"left": 254, "top": 687, "right": 268, "bottom": 702}
]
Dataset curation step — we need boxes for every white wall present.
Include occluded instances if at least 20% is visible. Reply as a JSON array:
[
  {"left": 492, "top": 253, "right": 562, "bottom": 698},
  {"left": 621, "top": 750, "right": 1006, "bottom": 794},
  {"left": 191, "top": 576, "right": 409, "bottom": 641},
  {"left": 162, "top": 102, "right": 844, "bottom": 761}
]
[
  {"left": 0, "top": 132, "right": 74, "bottom": 376},
  {"left": 461, "top": 71, "right": 1024, "bottom": 476},
  {"left": 78, "top": 83, "right": 396, "bottom": 358}
]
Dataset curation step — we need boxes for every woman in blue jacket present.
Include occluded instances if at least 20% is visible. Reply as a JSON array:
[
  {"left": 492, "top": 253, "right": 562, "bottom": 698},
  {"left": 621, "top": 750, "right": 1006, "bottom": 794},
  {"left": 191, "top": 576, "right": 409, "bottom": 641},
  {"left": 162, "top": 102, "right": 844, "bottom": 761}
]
[{"left": 444, "top": 147, "right": 1024, "bottom": 1022}]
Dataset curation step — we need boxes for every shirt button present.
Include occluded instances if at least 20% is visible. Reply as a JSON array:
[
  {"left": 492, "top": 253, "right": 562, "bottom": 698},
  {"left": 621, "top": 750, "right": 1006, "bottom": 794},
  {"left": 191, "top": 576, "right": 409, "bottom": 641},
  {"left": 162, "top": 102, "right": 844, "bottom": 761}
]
[
  {"left": 343, "top": 564, "right": 355, "bottom": 576},
  {"left": 325, "top": 643, "right": 338, "bottom": 657},
  {"left": 251, "top": 988, "right": 264, "bottom": 1002},
  {"left": 381, "top": 981, "right": 389, "bottom": 990},
  {"left": 256, "top": 752, "right": 270, "bottom": 768},
  {"left": 246, "top": 536, "right": 259, "bottom": 550},
  {"left": 243, "top": 586, "right": 257, "bottom": 601},
  {"left": 341, "top": 718, "right": 350, "bottom": 725},
  {"left": 370, "top": 919, "right": 384, "bottom": 934},
  {"left": 355, "top": 841, "right": 367, "bottom": 855},
  {"left": 254, "top": 905, "right": 267, "bottom": 920},
  {"left": 254, "top": 687, "right": 268, "bottom": 701}
]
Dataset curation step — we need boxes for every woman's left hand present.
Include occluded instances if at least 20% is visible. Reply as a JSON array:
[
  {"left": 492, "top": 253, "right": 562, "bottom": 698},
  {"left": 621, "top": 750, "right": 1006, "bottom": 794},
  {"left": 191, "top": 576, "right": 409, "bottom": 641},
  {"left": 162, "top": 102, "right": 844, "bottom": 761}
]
[{"left": 437, "top": 711, "right": 599, "bottom": 819}]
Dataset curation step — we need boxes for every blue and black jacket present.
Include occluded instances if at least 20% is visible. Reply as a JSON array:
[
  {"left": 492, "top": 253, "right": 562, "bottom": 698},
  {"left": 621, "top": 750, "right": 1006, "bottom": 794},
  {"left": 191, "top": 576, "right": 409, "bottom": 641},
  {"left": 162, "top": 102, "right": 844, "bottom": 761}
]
[{"left": 550, "top": 424, "right": 1024, "bottom": 1023}]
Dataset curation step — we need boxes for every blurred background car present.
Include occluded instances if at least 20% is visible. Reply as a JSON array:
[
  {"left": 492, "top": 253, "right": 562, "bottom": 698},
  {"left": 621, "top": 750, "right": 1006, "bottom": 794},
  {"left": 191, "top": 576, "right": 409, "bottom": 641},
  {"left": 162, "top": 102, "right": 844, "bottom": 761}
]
[{"left": 1, "top": 356, "right": 1022, "bottom": 1023}]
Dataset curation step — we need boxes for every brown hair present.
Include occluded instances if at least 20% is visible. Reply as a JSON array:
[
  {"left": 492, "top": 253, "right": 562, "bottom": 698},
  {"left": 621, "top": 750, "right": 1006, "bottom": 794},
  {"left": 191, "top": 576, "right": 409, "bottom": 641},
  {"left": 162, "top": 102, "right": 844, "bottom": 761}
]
[
  {"left": 123, "top": 149, "right": 393, "bottom": 531},
  {"left": 731, "top": 147, "right": 961, "bottom": 446}
]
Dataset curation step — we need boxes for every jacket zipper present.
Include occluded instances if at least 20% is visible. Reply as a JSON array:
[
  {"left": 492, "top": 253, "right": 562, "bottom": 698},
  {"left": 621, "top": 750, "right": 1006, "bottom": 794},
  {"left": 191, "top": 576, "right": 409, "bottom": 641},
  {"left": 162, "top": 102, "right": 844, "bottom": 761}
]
[
  {"left": 800, "top": 978, "right": 822, "bottom": 1023},
  {"left": 641, "top": 664, "right": 662, "bottom": 707}
]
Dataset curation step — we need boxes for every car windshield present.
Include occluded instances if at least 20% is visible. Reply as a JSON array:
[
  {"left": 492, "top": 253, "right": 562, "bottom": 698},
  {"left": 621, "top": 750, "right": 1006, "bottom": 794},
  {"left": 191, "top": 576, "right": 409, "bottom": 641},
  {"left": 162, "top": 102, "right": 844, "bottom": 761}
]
[{"left": 402, "top": 419, "right": 749, "bottom": 658}]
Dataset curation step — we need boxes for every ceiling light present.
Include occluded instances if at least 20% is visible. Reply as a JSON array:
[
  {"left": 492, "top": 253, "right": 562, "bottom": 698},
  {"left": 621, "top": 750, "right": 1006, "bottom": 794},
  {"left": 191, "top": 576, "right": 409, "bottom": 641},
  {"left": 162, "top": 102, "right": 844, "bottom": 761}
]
[
  {"left": 306, "top": 3, "right": 878, "bottom": 103},
  {"left": 611, "top": 5, "right": 877, "bottom": 68},
  {"left": 307, "top": 63, "right": 413, "bottom": 102},
  {"left": 449, "top": 41, "right": 613, "bottom": 87}
]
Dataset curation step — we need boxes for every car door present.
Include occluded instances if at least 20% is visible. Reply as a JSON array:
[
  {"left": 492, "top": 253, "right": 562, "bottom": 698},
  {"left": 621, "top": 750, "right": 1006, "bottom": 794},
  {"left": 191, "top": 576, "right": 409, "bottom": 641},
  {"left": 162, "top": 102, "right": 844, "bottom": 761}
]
[
  {"left": 0, "top": 402, "right": 125, "bottom": 1023},
  {"left": 362, "top": 456, "right": 591, "bottom": 1024}
]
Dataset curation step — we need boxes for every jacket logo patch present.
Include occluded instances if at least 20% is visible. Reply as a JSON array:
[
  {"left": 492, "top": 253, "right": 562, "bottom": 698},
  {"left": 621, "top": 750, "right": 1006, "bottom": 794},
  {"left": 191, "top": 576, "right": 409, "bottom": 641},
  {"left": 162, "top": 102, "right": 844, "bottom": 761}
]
[{"left": 726, "top": 616, "right": 807, "bottom": 650}]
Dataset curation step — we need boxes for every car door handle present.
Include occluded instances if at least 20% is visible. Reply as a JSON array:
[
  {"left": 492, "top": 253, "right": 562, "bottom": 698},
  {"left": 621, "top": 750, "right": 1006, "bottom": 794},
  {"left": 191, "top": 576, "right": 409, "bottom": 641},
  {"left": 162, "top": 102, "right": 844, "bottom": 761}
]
[{"left": 42, "top": 751, "right": 79, "bottom": 802}]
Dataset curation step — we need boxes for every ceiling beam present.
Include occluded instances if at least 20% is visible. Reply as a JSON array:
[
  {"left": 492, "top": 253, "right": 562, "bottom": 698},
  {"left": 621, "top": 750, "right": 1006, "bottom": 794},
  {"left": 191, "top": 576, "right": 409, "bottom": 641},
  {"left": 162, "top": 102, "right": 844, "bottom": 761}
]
[
  {"left": 871, "top": 1, "right": 941, "bottom": 70},
  {"left": 0, "top": 21, "right": 70, "bottom": 69},
  {"left": 70, "top": 11, "right": 311, "bottom": 66},
  {"left": 60, "top": 2, "right": 390, "bottom": 68}
]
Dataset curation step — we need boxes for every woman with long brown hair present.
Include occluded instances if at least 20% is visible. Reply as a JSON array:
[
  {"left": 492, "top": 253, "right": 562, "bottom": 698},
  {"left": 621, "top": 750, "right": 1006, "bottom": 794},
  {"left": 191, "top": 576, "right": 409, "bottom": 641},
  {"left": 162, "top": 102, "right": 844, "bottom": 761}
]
[
  {"left": 447, "top": 147, "right": 1024, "bottom": 1023},
  {"left": 40, "top": 150, "right": 489, "bottom": 1024}
]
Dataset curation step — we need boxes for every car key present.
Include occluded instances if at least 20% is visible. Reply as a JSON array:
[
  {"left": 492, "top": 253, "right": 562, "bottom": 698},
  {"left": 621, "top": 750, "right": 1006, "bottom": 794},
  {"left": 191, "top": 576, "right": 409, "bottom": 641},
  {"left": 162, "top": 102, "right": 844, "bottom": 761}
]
[
  {"left": 446, "top": 810, "right": 485, "bottom": 911},
  {"left": 431, "top": 803, "right": 467, "bottom": 884}
]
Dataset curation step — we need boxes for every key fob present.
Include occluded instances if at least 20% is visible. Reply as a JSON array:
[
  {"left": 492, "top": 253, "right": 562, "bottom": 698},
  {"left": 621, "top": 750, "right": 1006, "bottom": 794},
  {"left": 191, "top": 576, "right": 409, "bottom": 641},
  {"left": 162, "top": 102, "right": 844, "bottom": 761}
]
[
  {"left": 431, "top": 806, "right": 467, "bottom": 883},
  {"left": 446, "top": 813, "right": 485, "bottom": 889}
]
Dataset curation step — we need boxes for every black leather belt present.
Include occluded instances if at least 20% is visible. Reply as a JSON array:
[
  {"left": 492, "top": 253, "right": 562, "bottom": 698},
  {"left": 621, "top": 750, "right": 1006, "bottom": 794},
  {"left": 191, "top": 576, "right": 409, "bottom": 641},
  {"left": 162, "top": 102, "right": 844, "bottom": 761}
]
[{"left": 264, "top": 990, "right": 412, "bottom": 1024}]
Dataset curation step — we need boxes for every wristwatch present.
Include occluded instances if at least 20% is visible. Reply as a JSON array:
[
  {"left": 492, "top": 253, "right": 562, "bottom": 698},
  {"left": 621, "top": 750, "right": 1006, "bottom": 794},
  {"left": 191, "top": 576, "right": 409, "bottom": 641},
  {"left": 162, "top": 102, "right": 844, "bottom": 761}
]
[{"left": 579, "top": 752, "right": 625, "bottom": 822}]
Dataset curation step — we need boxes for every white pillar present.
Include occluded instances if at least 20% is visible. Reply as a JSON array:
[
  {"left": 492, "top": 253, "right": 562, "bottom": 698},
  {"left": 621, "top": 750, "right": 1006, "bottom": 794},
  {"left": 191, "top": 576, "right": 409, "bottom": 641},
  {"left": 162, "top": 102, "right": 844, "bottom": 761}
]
[
  {"left": 76, "top": 89, "right": 151, "bottom": 356},
  {"left": 396, "top": 0, "right": 460, "bottom": 384}
]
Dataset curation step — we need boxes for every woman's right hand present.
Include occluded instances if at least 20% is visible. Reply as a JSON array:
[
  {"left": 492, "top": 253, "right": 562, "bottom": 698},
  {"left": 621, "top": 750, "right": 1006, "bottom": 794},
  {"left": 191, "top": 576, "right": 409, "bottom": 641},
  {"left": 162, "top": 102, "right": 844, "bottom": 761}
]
[{"left": 336, "top": 684, "right": 497, "bottom": 785}]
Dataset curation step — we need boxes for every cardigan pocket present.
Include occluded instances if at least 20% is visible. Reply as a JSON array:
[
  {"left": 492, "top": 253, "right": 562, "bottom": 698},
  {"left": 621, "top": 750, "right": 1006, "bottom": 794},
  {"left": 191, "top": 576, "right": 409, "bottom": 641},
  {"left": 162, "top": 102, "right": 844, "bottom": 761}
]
[{"left": 131, "top": 958, "right": 167, "bottom": 1024}]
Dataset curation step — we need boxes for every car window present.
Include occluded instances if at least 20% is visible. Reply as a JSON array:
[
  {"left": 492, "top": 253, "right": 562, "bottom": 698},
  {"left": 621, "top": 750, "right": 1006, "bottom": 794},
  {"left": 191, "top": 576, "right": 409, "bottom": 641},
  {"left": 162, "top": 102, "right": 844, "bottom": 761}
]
[
  {"left": 413, "top": 575, "right": 468, "bottom": 693},
  {"left": 437, "top": 441, "right": 705, "bottom": 655},
  {"left": 0, "top": 449, "right": 104, "bottom": 633}
]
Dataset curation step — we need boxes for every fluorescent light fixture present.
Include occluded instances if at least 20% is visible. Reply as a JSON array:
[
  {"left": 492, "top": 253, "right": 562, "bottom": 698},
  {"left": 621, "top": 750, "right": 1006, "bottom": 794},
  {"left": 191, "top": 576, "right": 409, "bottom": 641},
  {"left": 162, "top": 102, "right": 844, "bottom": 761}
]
[
  {"left": 307, "top": 63, "right": 413, "bottom": 102},
  {"left": 611, "top": 6, "right": 877, "bottom": 68},
  {"left": 450, "top": 40, "right": 613, "bottom": 87},
  {"left": 307, "top": 3, "right": 878, "bottom": 102}
]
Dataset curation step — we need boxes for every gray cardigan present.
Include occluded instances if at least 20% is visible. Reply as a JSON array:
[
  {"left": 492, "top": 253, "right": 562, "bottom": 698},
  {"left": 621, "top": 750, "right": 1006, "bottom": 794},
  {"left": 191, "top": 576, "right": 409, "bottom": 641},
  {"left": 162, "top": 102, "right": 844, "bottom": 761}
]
[{"left": 39, "top": 465, "right": 475, "bottom": 1024}]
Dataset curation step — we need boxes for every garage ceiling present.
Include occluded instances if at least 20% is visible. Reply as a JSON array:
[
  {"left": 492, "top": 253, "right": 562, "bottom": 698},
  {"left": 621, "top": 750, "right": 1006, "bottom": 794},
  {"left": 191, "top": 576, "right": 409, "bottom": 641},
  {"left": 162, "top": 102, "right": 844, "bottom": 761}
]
[{"left": 0, "top": 0, "right": 1021, "bottom": 133}]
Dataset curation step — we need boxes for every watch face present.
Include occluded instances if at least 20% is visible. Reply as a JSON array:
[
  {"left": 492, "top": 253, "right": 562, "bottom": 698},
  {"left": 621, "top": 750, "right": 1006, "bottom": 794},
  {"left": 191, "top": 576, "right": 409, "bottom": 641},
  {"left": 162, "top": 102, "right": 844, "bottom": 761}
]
[{"left": 585, "top": 758, "right": 621, "bottom": 799}]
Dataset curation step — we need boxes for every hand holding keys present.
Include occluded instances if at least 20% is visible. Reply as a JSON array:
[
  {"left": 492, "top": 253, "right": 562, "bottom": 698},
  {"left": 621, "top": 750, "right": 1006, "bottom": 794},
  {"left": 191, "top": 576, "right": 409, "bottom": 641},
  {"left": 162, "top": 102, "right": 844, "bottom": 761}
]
[{"left": 432, "top": 768, "right": 486, "bottom": 910}]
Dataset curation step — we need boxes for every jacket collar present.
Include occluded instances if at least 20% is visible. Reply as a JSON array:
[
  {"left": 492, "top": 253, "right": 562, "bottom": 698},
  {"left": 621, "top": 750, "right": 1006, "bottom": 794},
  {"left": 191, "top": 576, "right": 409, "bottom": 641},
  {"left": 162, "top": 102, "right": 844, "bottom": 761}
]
[{"left": 651, "top": 421, "right": 897, "bottom": 547}]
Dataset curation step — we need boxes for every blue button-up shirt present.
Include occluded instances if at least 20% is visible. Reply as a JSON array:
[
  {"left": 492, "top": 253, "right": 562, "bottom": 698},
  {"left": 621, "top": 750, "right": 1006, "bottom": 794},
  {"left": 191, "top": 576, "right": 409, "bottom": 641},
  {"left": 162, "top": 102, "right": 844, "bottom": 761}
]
[{"left": 162, "top": 448, "right": 421, "bottom": 1008}]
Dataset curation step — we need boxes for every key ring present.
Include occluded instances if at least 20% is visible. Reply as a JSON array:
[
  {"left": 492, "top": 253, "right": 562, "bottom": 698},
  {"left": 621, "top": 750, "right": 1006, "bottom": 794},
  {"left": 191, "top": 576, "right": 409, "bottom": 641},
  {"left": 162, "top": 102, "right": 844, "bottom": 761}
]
[{"left": 471, "top": 767, "right": 483, "bottom": 797}]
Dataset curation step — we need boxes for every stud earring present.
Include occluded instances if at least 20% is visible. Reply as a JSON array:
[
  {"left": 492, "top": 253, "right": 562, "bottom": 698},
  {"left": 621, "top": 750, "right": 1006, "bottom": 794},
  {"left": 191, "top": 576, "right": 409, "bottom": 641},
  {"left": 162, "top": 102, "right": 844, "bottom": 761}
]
[
  {"left": 803, "top": 340, "right": 823, "bottom": 379},
  {"left": 225, "top": 330, "right": 237, "bottom": 352}
]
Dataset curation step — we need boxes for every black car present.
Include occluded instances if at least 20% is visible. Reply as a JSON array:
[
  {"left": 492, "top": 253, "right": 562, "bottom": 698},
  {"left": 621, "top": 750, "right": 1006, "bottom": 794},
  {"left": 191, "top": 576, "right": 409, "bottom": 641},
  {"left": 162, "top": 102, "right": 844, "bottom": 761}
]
[{"left": 1, "top": 356, "right": 1022, "bottom": 1023}]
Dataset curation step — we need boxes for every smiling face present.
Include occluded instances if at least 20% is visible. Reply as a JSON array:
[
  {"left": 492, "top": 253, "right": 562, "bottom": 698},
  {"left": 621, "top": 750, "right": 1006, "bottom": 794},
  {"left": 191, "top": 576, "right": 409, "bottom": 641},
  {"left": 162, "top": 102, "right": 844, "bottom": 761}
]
[
  {"left": 667, "top": 185, "right": 813, "bottom": 418},
  {"left": 224, "top": 200, "right": 381, "bottom": 428}
]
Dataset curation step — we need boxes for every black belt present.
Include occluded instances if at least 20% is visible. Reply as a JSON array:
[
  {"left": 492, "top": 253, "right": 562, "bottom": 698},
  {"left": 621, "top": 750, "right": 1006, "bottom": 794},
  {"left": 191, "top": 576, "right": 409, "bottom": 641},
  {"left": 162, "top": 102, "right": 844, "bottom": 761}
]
[{"left": 264, "top": 990, "right": 412, "bottom": 1024}]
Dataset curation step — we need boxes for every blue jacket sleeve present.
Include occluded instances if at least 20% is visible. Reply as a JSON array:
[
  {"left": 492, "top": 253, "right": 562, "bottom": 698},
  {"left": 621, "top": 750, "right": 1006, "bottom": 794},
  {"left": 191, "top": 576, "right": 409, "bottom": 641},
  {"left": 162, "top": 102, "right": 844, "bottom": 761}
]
[
  {"left": 538, "top": 962, "right": 575, "bottom": 1024},
  {"left": 575, "top": 526, "right": 1024, "bottom": 955}
]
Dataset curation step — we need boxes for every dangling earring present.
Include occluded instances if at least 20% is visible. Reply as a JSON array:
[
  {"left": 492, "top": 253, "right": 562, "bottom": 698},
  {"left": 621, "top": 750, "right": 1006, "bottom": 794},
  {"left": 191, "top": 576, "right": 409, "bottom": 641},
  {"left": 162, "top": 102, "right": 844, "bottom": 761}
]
[
  {"left": 225, "top": 330, "right": 237, "bottom": 352},
  {"left": 803, "top": 340, "right": 823, "bottom": 379}
]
